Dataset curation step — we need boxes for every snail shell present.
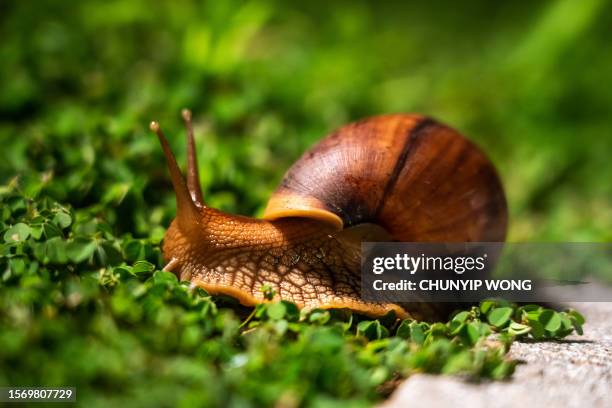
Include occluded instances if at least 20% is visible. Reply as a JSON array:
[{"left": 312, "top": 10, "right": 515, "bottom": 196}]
[{"left": 264, "top": 114, "right": 507, "bottom": 242}]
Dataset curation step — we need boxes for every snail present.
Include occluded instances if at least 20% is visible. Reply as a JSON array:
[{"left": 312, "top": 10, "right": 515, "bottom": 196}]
[{"left": 149, "top": 110, "right": 507, "bottom": 320}]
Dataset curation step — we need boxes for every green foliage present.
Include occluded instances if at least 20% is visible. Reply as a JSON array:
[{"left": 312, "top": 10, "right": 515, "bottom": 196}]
[
  {"left": 0, "top": 190, "right": 584, "bottom": 406},
  {"left": 0, "top": 0, "right": 601, "bottom": 406}
]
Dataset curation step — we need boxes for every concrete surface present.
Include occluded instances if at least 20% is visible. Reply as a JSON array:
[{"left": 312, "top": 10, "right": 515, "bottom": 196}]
[{"left": 383, "top": 302, "right": 612, "bottom": 408}]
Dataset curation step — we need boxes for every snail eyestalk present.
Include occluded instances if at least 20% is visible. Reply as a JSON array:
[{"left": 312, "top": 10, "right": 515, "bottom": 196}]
[
  {"left": 182, "top": 108, "right": 204, "bottom": 207},
  {"left": 163, "top": 257, "right": 180, "bottom": 272},
  {"left": 150, "top": 120, "right": 199, "bottom": 231}
]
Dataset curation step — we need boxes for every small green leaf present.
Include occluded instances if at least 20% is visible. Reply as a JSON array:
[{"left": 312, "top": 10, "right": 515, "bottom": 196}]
[
  {"left": 66, "top": 239, "right": 97, "bottom": 263},
  {"left": 267, "top": 302, "right": 286, "bottom": 320},
  {"left": 153, "top": 270, "right": 178, "bottom": 284},
  {"left": 9, "top": 257, "right": 26, "bottom": 275},
  {"left": 508, "top": 322, "right": 531, "bottom": 336},
  {"left": 465, "top": 322, "right": 482, "bottom": 345},
  {"left": 572, "top": 321, "right": 584, "bottom": 335},
  {"left": 132, "top": 260, "right": 155, "bottom": 275},
  {"left": 53, "top": 212, "right": 72, "bottom": 229},
  {"left": 308, "top": 309, "right": 330, "bottom": 325},
  {"left": 114, "top": 265, "right": 135, "bottom": 278},
  {"left": 45, "top": 237, "right": 68, "bottom": 264},
  {"left": 539, "top": 310, "right": 561, "bottom": 332},
  {"left": 452, "top": 311, "right": 470, "bottom": 323},
  {"left": 96, "top": 242, "right": 123, "bottom": 265},
  {"left": 559, "top": 314, "right": 573, "bottom": 331},
  {"left": 490, "top": 360, "right": 516, "bottom": 380},
  {"left": 30, "top": 224, "right": 44, "bottom": 240},
  {"left": 43, "top": 222, "right": 63, "bottom": 239},
  {"left": 409, "top": 322, "right": 425, "bottom": 344},
  {"left": 568, "top": 309, "right": 585, "bottom": 326},
  {"left": 281, "top": 301, "right": 300, "bottom": 322},
  {"left": 124, "top": 240, "right": 145, "bottom": 261},
  {"left": 520, "top": 304, "right": 541, "bottom": 313},
  {"left": 568, "top": 311, "right": 584, "bottom": 335},
  {"left": 4, "top": 223, "right": 31, "bottom": 242},
  {"left": 396, "top": 320, "right": 412, "bottom": 339},
  {"left": 487, "top": 307, "right": 513, "bottom": 328},
  {"left": 527, "top": 318, "right": 545, "bottom": 339},
  {"left": 449, "top": 321, "right": 465, "bottom": 336},
  {"left": 479, "top": 300, "right": 495, "bottom": 314},
  {"left": 357, "top": 320, "right": 388, "bottom": 340}
]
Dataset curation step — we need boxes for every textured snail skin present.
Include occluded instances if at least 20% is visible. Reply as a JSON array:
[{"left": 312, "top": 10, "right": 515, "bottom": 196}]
[
  {"left": 155, "top": 113, "right": 507, "bottom": 320},
  {"left": 163, "top": 209, "right": 410, "bottom": 318}
]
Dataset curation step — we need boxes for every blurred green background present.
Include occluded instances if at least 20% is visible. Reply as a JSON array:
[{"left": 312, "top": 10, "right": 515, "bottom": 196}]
[
  {"left": 1, "top": 0, "right": 610, "bottom": 241},
  {"left": 1, "top": 1, "right": 611, "bottom": 406}
]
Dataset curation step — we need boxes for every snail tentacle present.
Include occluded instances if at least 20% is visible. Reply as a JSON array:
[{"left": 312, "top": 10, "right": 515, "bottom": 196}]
[
  {"left": 181, "top": 108, "right": 205, "bottom": 207},
  {"left": 150, "top": 120, "right": 200, "bottom": 232}
]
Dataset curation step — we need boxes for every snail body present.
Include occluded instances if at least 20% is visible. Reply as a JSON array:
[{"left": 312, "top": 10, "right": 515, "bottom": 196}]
[{"left": 151, "top": 112, "right": 507, "bottom": 319}]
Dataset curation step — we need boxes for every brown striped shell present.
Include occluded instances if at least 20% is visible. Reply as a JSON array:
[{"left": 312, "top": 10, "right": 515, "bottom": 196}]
[{"left": 263, "top": 114, "right": 507, "bottom": 242}]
